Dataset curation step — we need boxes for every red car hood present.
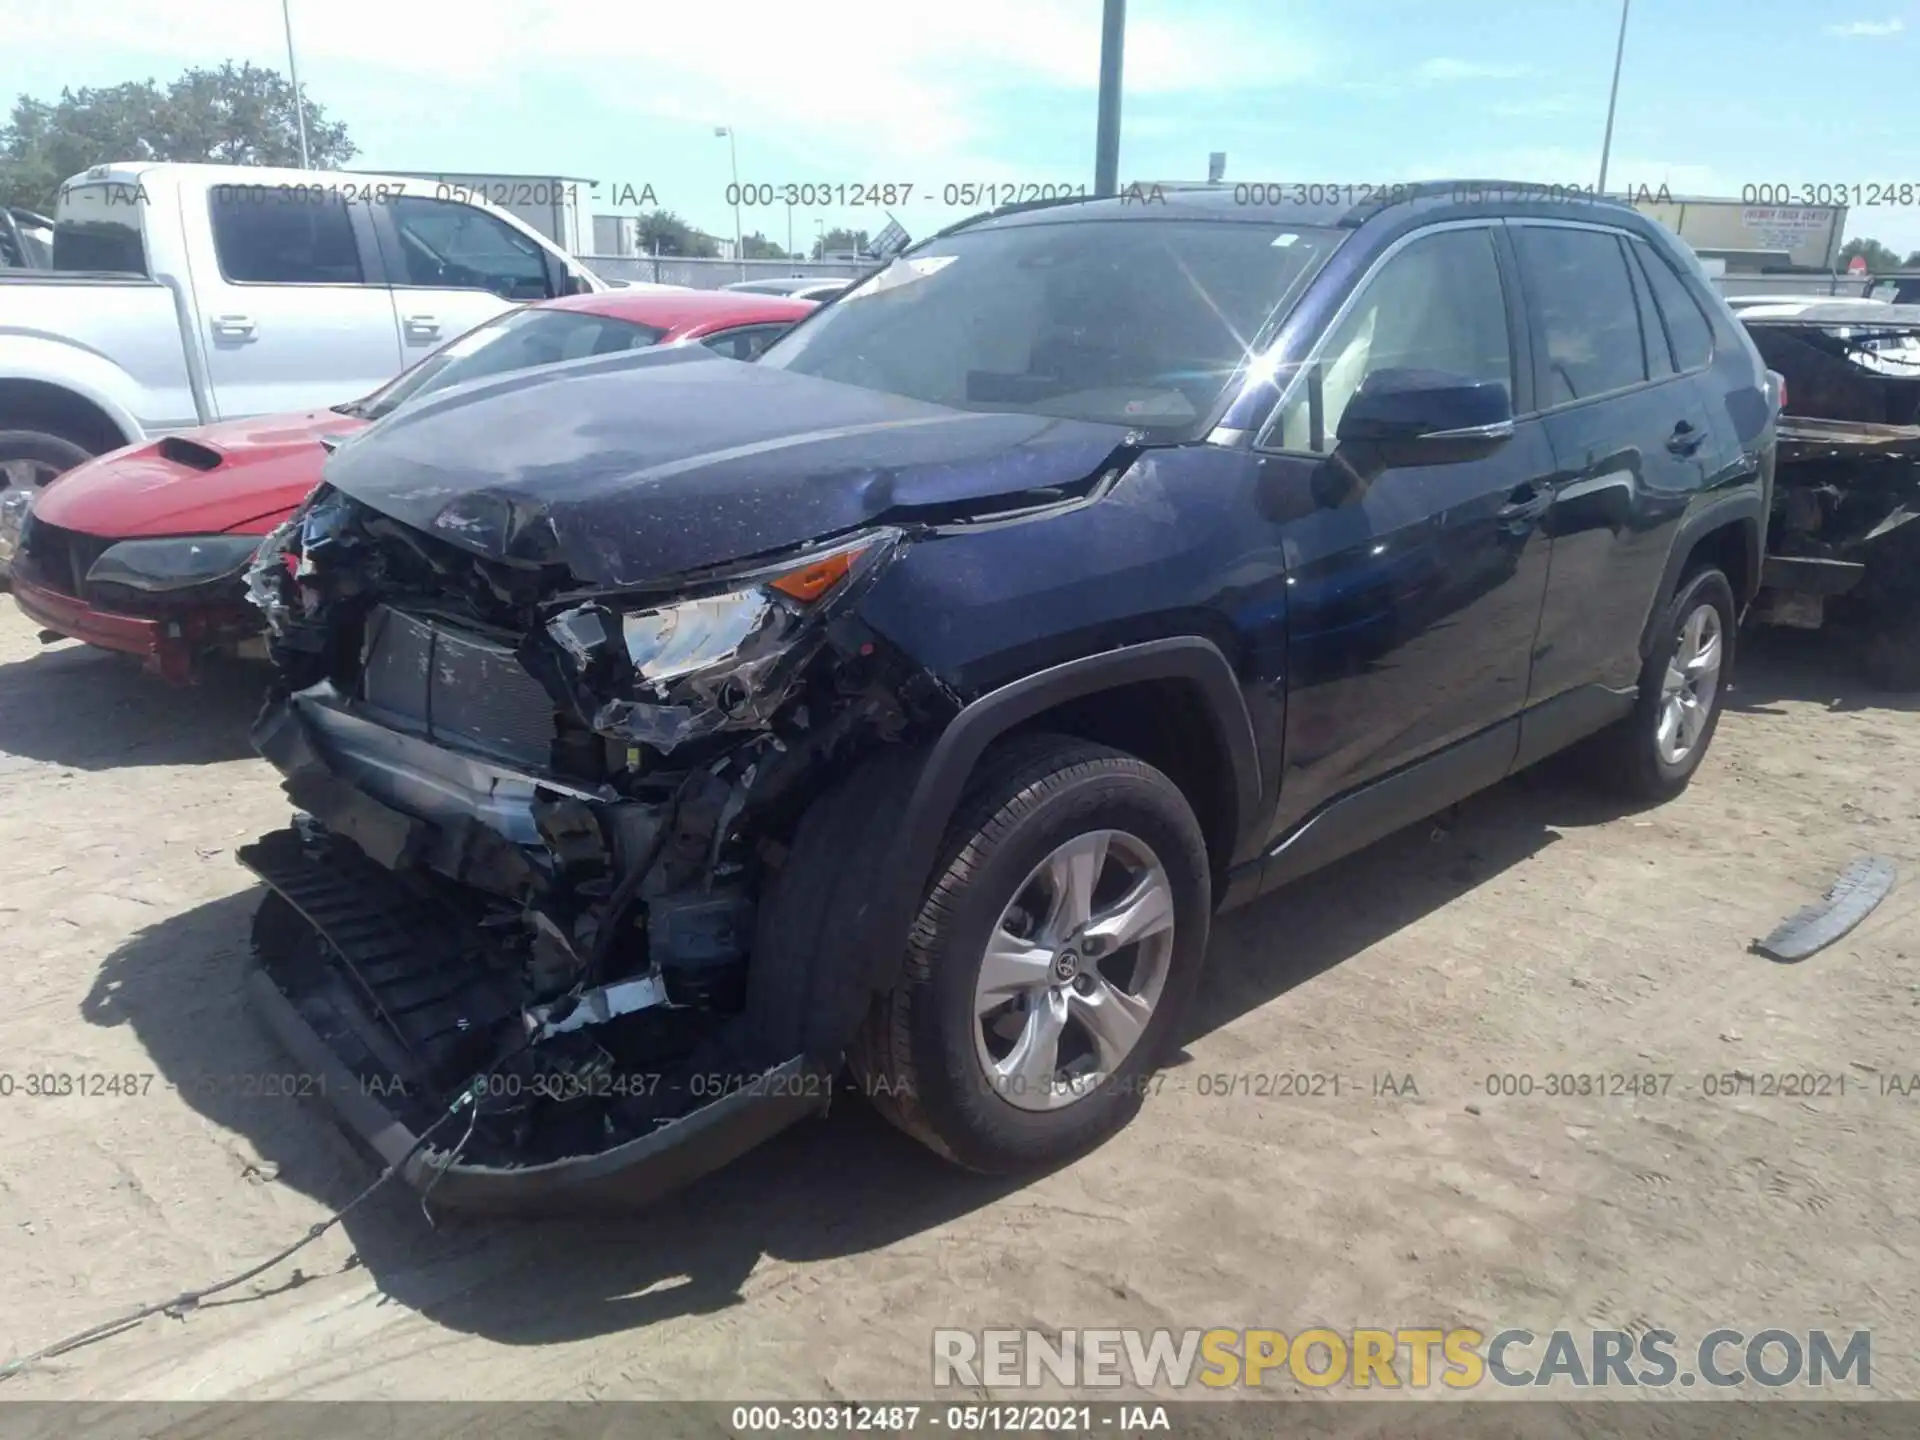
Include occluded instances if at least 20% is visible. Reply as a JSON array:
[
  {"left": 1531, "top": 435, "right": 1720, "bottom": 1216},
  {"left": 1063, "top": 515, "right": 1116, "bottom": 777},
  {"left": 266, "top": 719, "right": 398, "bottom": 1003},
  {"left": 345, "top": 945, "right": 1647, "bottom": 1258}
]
[{"left": 34, "top": 410, "right": 366, "bottom": 538}]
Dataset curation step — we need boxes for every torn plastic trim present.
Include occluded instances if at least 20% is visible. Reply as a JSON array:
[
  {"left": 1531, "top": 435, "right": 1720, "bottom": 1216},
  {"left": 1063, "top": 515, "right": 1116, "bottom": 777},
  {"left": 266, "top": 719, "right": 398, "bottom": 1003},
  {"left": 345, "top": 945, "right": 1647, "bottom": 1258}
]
[
  {"left": 241, "top": 956, "right": 824, "bottom": 1214},
  {"left": 525, "top": 973, "right": 671, "bottom": 1041}
]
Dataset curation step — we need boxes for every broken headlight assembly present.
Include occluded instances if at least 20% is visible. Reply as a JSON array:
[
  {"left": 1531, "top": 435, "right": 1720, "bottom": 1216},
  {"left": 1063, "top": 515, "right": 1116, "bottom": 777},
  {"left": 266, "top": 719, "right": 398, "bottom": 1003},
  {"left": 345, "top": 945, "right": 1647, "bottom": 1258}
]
[
  {"left": 86, "top": 534, "right": 263, "bottom": 592},
  {"left": 545, "top": 529, "right": 899, "bottom": 752}
]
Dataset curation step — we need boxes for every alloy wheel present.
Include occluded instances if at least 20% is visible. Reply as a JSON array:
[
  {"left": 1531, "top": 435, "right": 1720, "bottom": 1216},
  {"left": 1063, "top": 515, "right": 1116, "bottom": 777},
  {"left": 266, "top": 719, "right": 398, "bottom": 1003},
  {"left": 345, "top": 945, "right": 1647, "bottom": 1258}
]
[
  {"left": 1656, "top": 601, "right": 1724, "bottom": 766},
  {"left": 0, "top": 457, "right": 63, "bottom": 492},
  {"left": 972, "top": 828, "right": 1175, "bottom": 1111}
]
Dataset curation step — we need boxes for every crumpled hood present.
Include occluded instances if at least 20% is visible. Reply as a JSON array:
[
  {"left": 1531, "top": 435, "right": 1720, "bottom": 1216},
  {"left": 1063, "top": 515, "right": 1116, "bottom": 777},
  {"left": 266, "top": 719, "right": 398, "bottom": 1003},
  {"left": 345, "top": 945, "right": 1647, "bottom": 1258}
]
[
  {"left": 317, "top": 345, "right": 1134, "bottom": 586},
  {"left": 36, "top": 410, "right": 364, "bottom": 538}
]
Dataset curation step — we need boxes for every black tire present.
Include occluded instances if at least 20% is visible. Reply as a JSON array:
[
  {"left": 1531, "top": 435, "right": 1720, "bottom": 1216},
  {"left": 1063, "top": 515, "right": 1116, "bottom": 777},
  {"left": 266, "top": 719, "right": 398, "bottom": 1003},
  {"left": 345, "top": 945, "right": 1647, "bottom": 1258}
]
[
  {"left": 1593, "top": 566, "right": 1737, "bottom": 801},
  {"left": 0, "top": 429, "right": 94, "bottom": 492},
  {"left": 849, "top": 734, "right": 1211, "bottom": 1173}
]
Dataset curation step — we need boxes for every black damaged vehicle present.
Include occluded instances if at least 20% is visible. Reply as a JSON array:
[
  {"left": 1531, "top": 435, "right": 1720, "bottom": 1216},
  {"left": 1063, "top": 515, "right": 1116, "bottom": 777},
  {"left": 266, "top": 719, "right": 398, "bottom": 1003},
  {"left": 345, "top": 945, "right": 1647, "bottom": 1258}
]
[{"left": 240, "top": 184, "right": 1776, "bottom": 1210}]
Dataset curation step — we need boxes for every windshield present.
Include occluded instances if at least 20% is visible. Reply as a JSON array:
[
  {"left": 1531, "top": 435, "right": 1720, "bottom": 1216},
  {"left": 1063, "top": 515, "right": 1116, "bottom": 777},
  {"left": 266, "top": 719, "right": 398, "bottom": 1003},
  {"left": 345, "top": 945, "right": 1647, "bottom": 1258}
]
[
  {"left": 346, "top": 306, "right": 668, "bottom": 421},
  {"left": 759, "top": 217, "right": 1338, "bottom": 435}
]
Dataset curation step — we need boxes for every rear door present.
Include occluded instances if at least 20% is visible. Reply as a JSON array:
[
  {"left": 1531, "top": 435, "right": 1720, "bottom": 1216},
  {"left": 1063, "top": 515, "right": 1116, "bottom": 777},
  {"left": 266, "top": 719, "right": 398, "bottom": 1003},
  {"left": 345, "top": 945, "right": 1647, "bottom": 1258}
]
[
  {"left": 1254, "top": 221, "right": 1559, "bottom": 838},
  {"left": 1513, "top": 222, "right": 1715, "bottom": 722},
  {"left": 370, "top": 194, "right": 559, "bottom": 364},
  {"left": 192, "top": 182, "right": 404, "bottom": 419}
]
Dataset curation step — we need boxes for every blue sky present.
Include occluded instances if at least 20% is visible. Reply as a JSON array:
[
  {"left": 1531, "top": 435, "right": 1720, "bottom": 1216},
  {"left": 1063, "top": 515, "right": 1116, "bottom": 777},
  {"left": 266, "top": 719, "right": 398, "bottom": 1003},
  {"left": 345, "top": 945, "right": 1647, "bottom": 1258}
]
[{"left": 10, "top": 0, "right": 1920, "bottom": 255}]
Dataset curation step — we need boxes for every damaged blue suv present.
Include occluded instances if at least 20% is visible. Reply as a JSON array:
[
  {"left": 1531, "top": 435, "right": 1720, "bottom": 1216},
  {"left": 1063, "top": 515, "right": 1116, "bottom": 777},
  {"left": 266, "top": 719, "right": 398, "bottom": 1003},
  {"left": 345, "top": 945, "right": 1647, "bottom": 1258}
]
[{"left": 239, "top": 183, "right": 1775, "bottom": 1209}]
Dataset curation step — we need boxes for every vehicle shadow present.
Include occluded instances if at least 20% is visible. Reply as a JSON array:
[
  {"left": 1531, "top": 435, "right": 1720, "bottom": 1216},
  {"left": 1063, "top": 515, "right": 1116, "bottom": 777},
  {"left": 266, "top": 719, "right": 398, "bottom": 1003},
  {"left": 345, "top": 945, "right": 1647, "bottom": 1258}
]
[
  {"left": 1728, "top": 624, "right": 1920, "bottom": 715},
  {"left": 0, "top": 642, "right": 264, "bottom": 769},
  {"left": 78, "top": 761, "right": 1610, "bottom": 1351}
]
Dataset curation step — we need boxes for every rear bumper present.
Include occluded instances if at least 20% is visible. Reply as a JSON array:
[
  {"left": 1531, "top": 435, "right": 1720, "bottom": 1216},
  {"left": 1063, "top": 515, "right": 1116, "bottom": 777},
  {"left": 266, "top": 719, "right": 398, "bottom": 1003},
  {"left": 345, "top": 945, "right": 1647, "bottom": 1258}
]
[{"left": 10, "top": 575, "right": 258, "bottom": 682}]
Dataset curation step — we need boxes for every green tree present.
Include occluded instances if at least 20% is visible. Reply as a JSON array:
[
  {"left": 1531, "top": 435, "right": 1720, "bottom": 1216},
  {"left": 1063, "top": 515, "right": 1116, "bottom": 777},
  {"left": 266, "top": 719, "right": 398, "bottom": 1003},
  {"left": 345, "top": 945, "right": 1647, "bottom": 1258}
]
[
  {"left": 1838, "top": 236, "right": 1902, "bottom": 273},
  {"left": 1903, "top": 249, "right": 1920, "bottom": 268},
  {"left": 0, "top": 62, "right": 355, "bottom": 212},
  {"left": 633, "top": 209, "right": 719, "bottom": 258},
  {"left": 740, "top": 231, "right": 790, "bottom": 260},
  {"left": 812, "top": 226, "right": 871, "bottom": 260}
]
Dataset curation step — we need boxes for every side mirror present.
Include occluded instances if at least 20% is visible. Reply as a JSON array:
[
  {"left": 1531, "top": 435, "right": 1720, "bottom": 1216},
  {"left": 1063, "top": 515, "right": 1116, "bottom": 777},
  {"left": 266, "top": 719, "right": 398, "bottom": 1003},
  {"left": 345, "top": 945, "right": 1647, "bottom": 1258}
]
[
  {"left": 564, "top": 269, "right": 596, "bottom": 297},
  {"left": 1335, "top": 368, "right": 1514, "bottom": 463}
]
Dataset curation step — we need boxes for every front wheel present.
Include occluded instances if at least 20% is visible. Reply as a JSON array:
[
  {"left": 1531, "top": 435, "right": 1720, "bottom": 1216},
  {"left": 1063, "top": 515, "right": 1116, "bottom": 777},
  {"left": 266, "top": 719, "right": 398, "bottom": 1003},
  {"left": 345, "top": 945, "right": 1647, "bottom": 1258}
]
[
  {"left": 852, "top": 735, "right": 1211, "bottom": 1173},
  {"left": 1593, "top": 567, "right": 1736, "bottom": 801}
]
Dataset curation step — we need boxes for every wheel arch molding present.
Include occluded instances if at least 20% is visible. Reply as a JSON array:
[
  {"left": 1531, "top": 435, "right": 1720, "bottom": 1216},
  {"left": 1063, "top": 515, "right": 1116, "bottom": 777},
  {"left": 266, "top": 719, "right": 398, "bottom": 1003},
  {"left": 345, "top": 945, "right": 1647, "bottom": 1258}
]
[{"left": 847, "top": 637, "right": 1263, "bottom": 1016}]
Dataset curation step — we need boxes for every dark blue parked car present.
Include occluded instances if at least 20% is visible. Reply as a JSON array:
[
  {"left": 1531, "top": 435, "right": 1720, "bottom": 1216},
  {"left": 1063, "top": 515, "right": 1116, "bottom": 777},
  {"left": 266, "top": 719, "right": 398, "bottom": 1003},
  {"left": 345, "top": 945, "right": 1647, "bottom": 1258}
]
[{"left": 238, "top": 182, "right": 1775, "bottom": 1209}]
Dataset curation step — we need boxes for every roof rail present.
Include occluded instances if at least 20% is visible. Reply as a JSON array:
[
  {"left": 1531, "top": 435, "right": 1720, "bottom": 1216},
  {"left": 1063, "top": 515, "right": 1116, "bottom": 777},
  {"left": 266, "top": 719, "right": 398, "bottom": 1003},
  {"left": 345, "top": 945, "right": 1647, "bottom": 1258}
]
[{"left": 1337, "top": 178, "right": 1640, "bottom": 227}]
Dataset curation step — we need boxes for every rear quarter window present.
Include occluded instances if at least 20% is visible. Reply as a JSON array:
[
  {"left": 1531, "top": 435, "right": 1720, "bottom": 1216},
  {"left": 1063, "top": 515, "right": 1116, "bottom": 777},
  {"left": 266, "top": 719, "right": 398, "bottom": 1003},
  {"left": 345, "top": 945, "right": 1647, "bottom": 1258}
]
[
  {"left": 1631, "top": 240, "right": 1715, "bottom": 373},
  {"left": 52, "top": 184, "right": 149, "bottom": 275}
]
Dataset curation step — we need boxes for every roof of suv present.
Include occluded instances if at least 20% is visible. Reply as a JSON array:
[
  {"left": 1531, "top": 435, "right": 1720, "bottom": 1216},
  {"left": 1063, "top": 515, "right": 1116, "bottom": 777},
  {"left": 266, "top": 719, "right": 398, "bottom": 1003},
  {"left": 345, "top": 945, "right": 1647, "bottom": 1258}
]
[{"left": 950, "top": 180, "right": 1642, "bottom": 236}]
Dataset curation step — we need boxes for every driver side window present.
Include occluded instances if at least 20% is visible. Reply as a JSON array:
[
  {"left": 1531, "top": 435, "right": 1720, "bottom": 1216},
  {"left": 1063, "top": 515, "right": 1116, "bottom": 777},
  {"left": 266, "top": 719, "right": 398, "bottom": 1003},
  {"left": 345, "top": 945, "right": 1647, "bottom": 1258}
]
[
  {"left": 1269, "top": 227, "right": 1512, "bottom": 454},
  {"left": 386, "top": 196, "right": 552, "bottom": 300}
]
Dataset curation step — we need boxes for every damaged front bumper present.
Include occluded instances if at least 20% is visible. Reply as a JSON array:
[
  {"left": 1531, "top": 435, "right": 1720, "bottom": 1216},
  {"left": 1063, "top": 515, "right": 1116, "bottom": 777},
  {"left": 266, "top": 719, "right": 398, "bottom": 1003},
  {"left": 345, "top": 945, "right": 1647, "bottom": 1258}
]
[
  {"left": 232, "top": 756, "right": 833, "bottom": 1221},
  {"left": 234, "top": 486, "right": 943, "bottom": 1211},
  {"left": 239, "top": 826, "right": 830, "bottom": 1214}
]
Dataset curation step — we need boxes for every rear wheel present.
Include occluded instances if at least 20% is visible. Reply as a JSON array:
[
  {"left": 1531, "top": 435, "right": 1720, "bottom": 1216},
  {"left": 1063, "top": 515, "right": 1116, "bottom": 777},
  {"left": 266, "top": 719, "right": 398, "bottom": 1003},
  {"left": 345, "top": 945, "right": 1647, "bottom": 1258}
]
[
  {"left": 1593, "top": 567, "right": 1735, "bottom": 801},
  {"left": 0, "top": 429, "right": 93, "bottom": 492},
  {"left": 852, "top": 736, "right": 1210, "bottom": 1172}
]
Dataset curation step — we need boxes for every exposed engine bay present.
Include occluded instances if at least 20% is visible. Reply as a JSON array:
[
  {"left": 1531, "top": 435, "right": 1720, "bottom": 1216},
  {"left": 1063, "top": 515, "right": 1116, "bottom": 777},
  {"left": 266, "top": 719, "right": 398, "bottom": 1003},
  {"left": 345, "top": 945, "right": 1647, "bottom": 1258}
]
[{"left": 239, "top": 483, "right": 957, "bottom": 1180}]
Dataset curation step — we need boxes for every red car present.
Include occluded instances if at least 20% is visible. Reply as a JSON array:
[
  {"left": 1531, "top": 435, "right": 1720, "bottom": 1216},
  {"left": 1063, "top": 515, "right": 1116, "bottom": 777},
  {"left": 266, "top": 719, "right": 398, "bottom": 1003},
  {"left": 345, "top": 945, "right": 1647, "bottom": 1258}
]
[{"left": 3, "top": 288, "right": 815, "bottom": 681}]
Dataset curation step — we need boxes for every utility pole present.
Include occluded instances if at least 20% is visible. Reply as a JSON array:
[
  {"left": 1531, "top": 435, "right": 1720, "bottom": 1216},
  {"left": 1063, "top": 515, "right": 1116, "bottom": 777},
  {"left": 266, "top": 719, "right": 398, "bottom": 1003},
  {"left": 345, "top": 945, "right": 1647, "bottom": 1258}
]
[
  {"left": 282, "top": 0, "right": 311, "bottom": 169},
  {"left": 1597, "top": 0, "right": 1631, "bottom": 194},
  {"left": 1093, "top": 0, "right": 1125, "bottom": 196},
  {"left": 715, "top": 126, "right": 743, "bottom": 275}
]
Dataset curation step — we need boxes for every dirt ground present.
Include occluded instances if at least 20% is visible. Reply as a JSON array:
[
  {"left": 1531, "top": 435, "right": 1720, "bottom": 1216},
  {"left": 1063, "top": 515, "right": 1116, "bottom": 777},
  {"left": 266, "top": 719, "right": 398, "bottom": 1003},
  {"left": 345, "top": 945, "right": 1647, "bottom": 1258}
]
[{"left": 0, "top": 598, "right": 1915, "bottom": 1405}]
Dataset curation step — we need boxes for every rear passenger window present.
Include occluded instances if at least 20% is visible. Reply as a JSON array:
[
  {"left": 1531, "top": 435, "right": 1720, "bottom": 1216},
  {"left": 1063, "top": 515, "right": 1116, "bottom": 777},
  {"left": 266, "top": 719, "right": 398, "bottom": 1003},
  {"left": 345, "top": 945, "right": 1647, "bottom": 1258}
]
[
  {"left": 1514, "top": 226, "right": 1648, "bottom": 404},
  {"left": 1632, "top": 241, "right": 1715, "bottom": 372},
  {"left": 209, "top": 189, "right": 363, "bottom": 284}
]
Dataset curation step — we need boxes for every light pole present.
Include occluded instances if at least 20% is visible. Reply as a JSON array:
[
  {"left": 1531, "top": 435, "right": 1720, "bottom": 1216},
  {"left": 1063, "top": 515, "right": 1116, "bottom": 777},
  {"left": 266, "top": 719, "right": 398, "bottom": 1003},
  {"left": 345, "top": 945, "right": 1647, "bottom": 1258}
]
[
  {"left": 1596, "top": 0, "right": 1631, "bottom": 194},
  {"left": 786, "top": 201, "right": 794, "bottom": 263},
  {"left": 715, "top": 125, "right": 743, "bottom": 276},
  {"left": 282, "top": 0, "right": 311, "bottom": 169},
  {"left": 1093, "top": 0, "right": 1125, "bottom": 197}
]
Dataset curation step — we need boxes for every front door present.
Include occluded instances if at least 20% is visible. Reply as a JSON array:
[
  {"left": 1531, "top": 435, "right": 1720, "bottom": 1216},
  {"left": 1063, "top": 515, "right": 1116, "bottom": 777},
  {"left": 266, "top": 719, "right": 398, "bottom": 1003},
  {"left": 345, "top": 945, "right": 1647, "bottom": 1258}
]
[
  {"left": 371, "top": 195, "right": 556, "bottom": 364},
  {"left": 1252, "top": 223, "right": 1558, "bottom": 840}
]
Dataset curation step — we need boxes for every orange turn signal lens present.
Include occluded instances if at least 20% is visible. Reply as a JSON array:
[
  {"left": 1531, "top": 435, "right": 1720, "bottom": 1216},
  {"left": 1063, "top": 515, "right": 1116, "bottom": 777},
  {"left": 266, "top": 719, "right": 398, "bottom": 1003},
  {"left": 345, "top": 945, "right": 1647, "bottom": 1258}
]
[{"left": 769, "top": 546, "right": 864, "bottom": 603}]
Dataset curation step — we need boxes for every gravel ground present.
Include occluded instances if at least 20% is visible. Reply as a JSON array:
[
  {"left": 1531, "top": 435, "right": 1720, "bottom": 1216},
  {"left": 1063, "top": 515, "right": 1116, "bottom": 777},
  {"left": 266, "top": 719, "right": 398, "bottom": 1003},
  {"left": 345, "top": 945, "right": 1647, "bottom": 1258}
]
[{"left": 0, "top": 601, "right": 1914, "bottom": 1406}]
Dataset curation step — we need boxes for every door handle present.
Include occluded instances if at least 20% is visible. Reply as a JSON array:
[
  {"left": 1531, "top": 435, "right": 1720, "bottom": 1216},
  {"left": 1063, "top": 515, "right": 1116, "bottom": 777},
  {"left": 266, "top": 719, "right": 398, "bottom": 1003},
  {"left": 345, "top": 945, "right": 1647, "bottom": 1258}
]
[
  {"left": 210, "top": 314, "right": 256, "bottom": 340},
  {"left": 402, "top": 315, "right": 441, "bottom": 343},
  {"left": 1496, "top": 482, "right": 1553, "bottom": 523},
  {"left": 1667, "top": 420, "right": 1705, "bottom": 457}
]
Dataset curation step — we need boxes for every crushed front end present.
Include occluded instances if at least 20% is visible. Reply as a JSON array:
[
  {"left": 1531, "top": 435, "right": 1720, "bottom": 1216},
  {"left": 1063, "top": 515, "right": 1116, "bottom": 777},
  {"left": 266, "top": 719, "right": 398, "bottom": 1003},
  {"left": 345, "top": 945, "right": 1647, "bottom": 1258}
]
[{"left": 238, "top": 484, "right": 947, "bottom": 1211}]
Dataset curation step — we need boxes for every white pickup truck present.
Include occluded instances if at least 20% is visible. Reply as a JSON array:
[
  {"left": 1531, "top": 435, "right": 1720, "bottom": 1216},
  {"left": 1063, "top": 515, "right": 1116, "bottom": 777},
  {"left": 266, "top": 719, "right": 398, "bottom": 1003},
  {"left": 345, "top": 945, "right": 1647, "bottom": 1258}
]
[{"left": 0, "top": 162, "right": 618, "bottom": 491}]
